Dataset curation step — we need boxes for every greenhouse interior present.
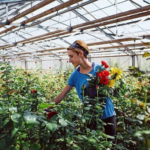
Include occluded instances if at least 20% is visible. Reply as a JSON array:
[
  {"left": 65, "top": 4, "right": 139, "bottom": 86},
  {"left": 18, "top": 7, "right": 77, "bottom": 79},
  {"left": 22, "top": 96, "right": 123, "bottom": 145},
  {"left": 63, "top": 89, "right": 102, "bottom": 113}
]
[{"left": 0, "top": 0, "right": 150, "bottom": 149}]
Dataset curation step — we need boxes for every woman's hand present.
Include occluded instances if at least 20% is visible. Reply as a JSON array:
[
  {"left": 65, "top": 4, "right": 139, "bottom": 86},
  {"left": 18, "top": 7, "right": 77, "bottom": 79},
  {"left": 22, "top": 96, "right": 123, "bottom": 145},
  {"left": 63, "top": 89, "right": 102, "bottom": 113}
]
[{"left": 46, "top": 106, "right": 51, "bottom": 111}]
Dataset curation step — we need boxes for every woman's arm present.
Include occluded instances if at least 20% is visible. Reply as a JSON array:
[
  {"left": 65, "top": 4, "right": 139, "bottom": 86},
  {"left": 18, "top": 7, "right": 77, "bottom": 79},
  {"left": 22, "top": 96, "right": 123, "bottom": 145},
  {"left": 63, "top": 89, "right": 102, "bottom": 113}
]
[{"left": 47, "top": 84, "right": 72, "bottom": 110}]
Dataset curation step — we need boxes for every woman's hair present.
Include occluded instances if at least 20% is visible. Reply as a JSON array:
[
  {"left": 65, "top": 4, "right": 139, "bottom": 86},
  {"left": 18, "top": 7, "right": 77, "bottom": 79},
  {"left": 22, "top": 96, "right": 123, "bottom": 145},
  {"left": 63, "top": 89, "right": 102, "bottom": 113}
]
[{"left": 67, "top": 40, "right": 89, "bottom": 58}]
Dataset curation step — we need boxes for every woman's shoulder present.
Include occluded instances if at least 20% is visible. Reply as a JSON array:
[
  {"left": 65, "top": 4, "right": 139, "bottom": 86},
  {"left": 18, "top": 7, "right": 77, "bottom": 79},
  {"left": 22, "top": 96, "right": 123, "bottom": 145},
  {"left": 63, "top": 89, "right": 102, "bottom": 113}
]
[
  {"left": 93, "top": 63, "right": 101, "bottom": 67},
  {"left": 93, "top": 62, "right": 102, "bottom": 72},
  {"left": 70, "top": 68, "right": 79, "bottom": 76}
]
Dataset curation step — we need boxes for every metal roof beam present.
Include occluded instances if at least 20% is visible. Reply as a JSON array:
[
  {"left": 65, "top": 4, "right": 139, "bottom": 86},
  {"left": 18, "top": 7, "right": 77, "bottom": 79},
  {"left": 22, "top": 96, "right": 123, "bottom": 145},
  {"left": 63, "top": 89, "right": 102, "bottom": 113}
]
[
  {"left": 0, "top": 0, "right": 56, "bottom": 28},
  {"left": 0, "top": 0, "right": 84, "bottom": 35}
]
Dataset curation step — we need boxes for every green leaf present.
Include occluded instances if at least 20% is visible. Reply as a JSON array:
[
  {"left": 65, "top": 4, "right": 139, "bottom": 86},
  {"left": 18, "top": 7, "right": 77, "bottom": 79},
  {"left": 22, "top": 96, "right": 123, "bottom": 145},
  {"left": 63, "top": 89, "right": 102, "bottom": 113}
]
[
  {"left": 0, "top": 106, "right": 7, "bottom": 113},
  {"left": 0, "top": 134, "right": 7, "bottom": 139},
  {"left": 38, "top": 103, "right": 49, "bottom": 109},
  {"left": 87, "top": 74, "right": 93, "bottom": 78},
  {"left": 46, "top": 123, "right": 57, "bottom": 131},
  {"left": 59, "top": 118, "right": 68, "bottom": 127},
  {"left": 84, "top": 107, "right": 90, "bottom": 110},
  {"left": 11, "top": 113, "right": 21, "bottom": 123},
  {"left": 142, "top": 130, "right": 150, "bottom": 134},
  {"left": 1, "top": 74, "right": 5, "bottom": 78},
  {"left": 147, "top": 106, "right": 150, "bottom": 113},
  {"left": 6, "top": 147, "right": 16, "bottom": 150},
  {"left": 136, "top": 114, "right": 145, "bottom": 120},
  {"left": 81, "top": 118, "right": 86, "bottom": 123},
  {"left": 88, "top": 138, "right": 96, "bottom": 144},
  {"left": 1, "top": 67, "right": 5, "bottom": 70},
  {"left": 134, "top": 131, "right": 142, "bottom": 137},
  {"left": 22, "top": 133, "right": 27, "bottom": 139},
  {"left": 23, "top": 112, "right": 39, "bottom": 125},
  {"left": 117, "top": 121, "right": 123, "bottom": 125},
  {"left": 29, "top": 143, "right": 41, "bottom": 150},
  {"left": 0, "top": 138, "right": 6, "bottom": 149},
  {"left": 22, "top": 142, "right": 29, "bottom": 150},
  {"left": 106, "top": 134, "right": 115, "bottom": 139},
  {"left": 3, "top": 118, "right": 9, "bottom": 126},
  {"left": 9, "top": 107, "right": 17, "bottom": 113},
  {"left": 11, "top": 128, "right": 19, "bottom": 138},
  {"left": 134, "top": 130, "right": 150, "bottom": 137},
  {"left": 67, "top": 121, "right": 76, "bottom": 128},
  {"left": 116, "top": 126, "right": 124, "bottom": 132}
]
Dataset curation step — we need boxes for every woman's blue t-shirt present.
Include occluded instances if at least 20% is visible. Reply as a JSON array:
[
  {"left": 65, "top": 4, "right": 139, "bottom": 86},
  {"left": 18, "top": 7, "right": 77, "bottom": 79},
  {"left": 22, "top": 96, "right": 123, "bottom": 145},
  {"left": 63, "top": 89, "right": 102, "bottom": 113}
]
[{"left": 67, "top": 62, "right": 116, "bottom": 119}]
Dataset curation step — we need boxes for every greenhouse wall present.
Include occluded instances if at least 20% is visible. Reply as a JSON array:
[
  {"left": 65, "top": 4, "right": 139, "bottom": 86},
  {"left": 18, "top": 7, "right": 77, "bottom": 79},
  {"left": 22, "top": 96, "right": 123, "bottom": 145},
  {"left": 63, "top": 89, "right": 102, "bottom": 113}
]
[
  {"left": 8, "top": 55, "right": 150, "bottom": 72},
  {"left": 9, "top": 61, "right": 25, "bottom": 69}
]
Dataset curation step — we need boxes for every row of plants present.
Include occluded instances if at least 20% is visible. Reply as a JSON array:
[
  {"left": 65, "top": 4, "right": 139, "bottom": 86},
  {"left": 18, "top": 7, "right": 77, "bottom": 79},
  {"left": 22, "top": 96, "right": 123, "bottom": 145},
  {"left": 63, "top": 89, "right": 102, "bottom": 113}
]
[{"left": 0, "top": 62, "right": 149, "bottom": 150}]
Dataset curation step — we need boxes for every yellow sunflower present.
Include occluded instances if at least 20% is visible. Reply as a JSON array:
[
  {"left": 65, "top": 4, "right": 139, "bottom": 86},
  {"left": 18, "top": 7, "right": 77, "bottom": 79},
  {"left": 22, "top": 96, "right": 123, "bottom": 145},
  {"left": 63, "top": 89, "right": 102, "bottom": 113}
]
[
  {"left": 110, "top": 67, "right": 122, "bottom": 80},
  {"left": 108, "top": 80, "right": 115, "bottom": 87}
]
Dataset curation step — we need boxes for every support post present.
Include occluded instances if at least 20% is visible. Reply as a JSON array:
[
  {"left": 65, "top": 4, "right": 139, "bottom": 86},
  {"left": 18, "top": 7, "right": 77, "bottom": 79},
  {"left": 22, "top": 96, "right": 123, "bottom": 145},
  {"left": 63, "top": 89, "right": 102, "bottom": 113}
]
[
  {"left": 132, "top": 55, "right": 135, "bottom": 67},
  {"left": 25, "top": 61, "right": 27, "bottom": 70}
]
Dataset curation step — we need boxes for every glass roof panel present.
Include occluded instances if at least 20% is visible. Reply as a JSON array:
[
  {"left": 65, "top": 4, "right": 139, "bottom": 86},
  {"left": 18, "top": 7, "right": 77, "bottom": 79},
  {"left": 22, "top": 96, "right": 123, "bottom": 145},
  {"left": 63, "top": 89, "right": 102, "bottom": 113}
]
[{"left": 0, "top": 0, "right": 150, "bottom": 61}]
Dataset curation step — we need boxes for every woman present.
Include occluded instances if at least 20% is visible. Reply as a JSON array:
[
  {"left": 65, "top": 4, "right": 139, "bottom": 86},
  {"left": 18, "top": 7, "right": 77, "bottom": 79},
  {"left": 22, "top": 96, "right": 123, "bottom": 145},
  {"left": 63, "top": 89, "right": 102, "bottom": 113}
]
[{"left": 46, "top": 40, "right": 116, "bottom": 139}]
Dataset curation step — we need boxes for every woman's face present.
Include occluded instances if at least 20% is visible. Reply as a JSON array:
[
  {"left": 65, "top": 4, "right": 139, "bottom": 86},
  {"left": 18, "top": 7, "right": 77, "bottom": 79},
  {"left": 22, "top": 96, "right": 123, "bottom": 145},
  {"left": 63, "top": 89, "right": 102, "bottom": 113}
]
[{"left": 67, "top": 50, "right": 81, "bottom": 68}]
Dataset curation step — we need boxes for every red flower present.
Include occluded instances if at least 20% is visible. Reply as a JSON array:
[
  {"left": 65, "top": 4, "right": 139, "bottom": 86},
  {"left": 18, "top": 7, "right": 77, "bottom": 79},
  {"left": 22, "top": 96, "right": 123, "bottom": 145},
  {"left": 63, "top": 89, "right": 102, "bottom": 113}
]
[
  {"left": 101, "top": 61, "right": 109, "bottom": 68},
  {"left": 31, "top": 90, "right": 37, "bottom": 93},
  {"left": 97, "top": 70, "right": 109, "bottom": 78},
  {"left": 97, "top": 72, "right": 103, "bottom": 77},
  {"left": 96, "top": 85, "right": 99, "bottom": 89},
  {"left": 101, "top": 70, "right": 109, "bottom": 77},
  {"left": 105, "top": 64, "right": 109, "bottom": 68},
  {"left": 82, "top": 84, "right": 85, "bottom": 90},
  {"left": 47, "top": 111, "right": 57, "bottom": 119},
  {"left": 123, "top": 113, "right": 125, "bottom": 116},
  {"left": 100, "top": 77, "right": 108, "bottom": 85},
  {"left": 49, "top": 67, "right": 51, "bottom": 69},
  {"left": 101, "top": 61, "right": 106, "bottom": 66},
  {"left": 125, "top": 95, "right": 128, "bottom": 98},
  {"left": 35, "top": 61, "right": 37, "bottom": 63}
]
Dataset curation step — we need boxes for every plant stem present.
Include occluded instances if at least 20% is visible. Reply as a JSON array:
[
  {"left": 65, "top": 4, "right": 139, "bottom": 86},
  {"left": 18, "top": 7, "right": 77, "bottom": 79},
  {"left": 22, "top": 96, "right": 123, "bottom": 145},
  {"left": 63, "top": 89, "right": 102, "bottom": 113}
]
[
  {"left": 82, "top": 89, "right": 84, "bottom": 115},
  {"left": 64, "top": 127, "right": 67, "bottom": 149},
  {"left": 144, "top": 91, "right": 148, "bottom": 150}
]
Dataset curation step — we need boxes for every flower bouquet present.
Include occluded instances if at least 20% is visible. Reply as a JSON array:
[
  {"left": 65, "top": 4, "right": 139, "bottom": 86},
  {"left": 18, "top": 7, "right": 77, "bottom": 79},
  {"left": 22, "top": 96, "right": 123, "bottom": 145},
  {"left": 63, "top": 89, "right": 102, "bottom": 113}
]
[
  {"left": 84, "top": 61, "right": 123, "bottom": 99},
  {"left": 81, "top": 61, "right": 123, "bottom": 130}
]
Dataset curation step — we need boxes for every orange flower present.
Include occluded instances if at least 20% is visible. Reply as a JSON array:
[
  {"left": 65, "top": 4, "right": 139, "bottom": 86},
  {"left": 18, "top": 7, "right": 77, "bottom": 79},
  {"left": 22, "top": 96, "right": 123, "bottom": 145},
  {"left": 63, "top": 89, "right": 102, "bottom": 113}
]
[{"left": 139, "top": 103, "right": 145, "bottom": 107}]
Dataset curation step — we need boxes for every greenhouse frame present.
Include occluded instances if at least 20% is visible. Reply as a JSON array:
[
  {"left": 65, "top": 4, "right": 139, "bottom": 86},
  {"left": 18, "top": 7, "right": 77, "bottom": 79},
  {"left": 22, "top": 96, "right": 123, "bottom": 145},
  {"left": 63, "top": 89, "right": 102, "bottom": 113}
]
[
  {"left": 0, "top": 0, "right": 150, "bottom": 150},
  {"left": 0, "top": 0, "right": 150, "bottom": 71}
]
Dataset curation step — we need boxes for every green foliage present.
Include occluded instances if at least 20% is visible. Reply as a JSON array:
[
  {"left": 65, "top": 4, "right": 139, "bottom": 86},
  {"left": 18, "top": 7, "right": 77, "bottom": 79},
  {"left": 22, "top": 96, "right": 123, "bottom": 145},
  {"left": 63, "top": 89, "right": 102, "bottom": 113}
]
[{"left": 0, "top": 62, "right": 149, "bottom": 150}]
